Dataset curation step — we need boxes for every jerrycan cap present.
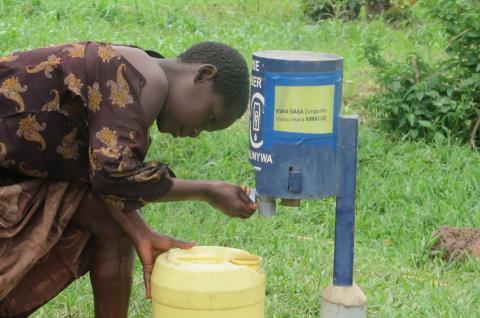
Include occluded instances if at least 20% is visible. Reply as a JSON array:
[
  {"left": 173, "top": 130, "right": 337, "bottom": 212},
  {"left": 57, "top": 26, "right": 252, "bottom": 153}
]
[{"left": 230, "top": 253, "right": 261, "bottom": 266}]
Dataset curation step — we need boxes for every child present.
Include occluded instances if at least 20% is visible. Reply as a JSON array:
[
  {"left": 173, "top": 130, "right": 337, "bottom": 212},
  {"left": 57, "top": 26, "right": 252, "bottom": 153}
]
[{"left": 0, "top": 41, "right": 257, "bottom": 317}]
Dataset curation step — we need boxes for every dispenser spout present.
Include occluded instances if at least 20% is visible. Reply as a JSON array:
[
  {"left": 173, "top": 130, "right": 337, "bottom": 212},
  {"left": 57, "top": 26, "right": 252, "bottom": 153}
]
[{"left": 250, "top": 189, "right": 276, "bottom": 217}]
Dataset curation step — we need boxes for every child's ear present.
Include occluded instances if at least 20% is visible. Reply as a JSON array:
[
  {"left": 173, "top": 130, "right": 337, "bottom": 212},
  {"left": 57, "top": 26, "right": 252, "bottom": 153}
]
[{"left": 195, "top": 64, "right": 217, "bottom": 82}]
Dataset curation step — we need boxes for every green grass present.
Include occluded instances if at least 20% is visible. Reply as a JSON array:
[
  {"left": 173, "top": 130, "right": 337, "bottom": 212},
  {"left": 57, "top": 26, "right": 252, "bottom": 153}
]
[{"left": 1, "top": 0, "right": 479, "bottom": 317}]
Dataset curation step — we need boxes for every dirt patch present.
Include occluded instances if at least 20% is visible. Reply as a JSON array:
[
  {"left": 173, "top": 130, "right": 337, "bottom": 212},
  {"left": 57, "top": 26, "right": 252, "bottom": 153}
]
[{"left": 430, "top": 227, "right": 480, "bottom": 260}]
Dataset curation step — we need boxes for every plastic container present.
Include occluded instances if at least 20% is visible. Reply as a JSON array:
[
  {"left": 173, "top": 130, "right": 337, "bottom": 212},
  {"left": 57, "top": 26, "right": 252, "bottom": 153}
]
[{"left": 151, "top": 246, "right": 265, "bottom": 318}]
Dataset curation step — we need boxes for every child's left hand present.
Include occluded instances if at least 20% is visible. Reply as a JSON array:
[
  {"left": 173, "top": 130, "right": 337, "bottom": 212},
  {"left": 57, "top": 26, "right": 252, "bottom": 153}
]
[{"left": 134, "top": 230, "right": 196, "bottom": 299}]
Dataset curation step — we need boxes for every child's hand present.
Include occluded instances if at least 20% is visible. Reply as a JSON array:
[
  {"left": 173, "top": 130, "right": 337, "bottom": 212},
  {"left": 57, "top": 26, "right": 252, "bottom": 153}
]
[
  {"left": 135, "top": 231, "right": 196, "bottom": 299},
  {"left": 205, "top": 181, "right": 257, "bottom": 218}
]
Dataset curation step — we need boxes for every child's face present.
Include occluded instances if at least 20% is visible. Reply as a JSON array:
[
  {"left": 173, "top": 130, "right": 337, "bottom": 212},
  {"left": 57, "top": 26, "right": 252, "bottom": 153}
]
[{"left": 156, "top": 64, "right": 237, "bottom": 138}]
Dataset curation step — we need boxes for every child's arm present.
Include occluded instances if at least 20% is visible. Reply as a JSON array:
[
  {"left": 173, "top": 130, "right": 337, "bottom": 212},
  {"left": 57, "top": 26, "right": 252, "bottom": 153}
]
[
  {"left": 105, "top": 178, "right": 257, "bottom": 299},
  {"left": 105, "top": 206, "right": 195, "bottom": 299}
]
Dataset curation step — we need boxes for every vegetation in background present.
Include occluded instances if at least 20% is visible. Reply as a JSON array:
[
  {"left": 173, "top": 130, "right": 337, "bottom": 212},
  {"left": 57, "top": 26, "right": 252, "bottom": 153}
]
[
  {"left": 364, "top": 0, "right": 391, "bottom": 18},
  {"left": 376, "top": 0, "right": 415, "bottom": 25},
  {"left": 302, "top": 0, "right": 415, "bottom": 22},
  {"left": 302, "top": 0, "right": 361, "bottom": 21},
  {"left": 363, "top": 0, "right": 480, "bottom": 148},
  {"left": 1, "top": 0, "right": 479, "bottom": 317}
]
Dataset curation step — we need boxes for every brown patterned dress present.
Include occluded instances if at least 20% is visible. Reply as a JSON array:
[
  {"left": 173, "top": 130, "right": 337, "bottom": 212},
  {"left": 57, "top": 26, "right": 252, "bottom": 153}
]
[{"left": 0, "top": 41, "right": 174, "bottom": 316}]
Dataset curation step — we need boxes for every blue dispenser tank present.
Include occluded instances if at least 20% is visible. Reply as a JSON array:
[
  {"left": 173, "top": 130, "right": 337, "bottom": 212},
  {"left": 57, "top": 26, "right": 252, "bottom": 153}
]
[{"left": 248, "top": 51, "right": 343, "bottom": 216}]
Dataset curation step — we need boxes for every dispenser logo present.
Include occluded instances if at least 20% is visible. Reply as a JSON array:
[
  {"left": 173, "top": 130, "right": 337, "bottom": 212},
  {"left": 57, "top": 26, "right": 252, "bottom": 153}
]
[
  {"left": 252, "top": 101, "right": 261, "bottom": 132},
  {"left": 250, "top": 92, "right": 264, "bottom": 149}
]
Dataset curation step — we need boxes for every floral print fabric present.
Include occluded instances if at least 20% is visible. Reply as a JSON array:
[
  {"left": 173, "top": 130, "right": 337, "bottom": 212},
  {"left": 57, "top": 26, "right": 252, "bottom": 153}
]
[{"left": 0, "top": 41, "right": 173, "bottom": 211}]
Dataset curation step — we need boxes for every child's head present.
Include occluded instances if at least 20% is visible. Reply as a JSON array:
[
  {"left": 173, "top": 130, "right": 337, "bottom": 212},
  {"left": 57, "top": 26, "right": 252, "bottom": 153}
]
[{"left": 157, "top": 42, "right": 249, "bottom": 138}]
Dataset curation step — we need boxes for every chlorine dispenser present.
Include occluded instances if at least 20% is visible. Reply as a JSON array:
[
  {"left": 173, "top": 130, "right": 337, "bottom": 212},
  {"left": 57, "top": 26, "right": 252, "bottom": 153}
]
[{"left": 248, "top": 51, "right": 367, "bottom": 318}]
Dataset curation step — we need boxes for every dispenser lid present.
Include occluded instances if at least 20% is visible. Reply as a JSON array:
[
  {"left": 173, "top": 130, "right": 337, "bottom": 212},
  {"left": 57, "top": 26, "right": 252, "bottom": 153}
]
[{"left": 254, "top": 50, "right": 342, "bottom": 62}]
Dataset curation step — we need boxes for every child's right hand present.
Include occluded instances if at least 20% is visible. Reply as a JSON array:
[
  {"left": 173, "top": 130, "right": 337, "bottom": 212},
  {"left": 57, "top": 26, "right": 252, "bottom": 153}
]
[{"left": 205, "top": 181, "right": 257, "bottom": 218}]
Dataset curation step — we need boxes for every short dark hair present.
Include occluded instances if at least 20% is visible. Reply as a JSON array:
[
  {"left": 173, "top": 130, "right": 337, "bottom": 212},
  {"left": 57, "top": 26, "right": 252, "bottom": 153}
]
[{"left": 178, "top": 42, "right": 250, "bottom": 119}]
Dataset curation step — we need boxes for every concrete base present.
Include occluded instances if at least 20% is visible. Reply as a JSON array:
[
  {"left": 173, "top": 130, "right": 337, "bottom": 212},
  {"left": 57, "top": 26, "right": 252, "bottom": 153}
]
[{"left": 320, "top": 283, "right": 367, "bottom": 318}]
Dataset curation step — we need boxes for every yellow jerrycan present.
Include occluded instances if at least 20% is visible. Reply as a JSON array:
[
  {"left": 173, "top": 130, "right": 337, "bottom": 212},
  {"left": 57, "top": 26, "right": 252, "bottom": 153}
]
[{"left": 151, "top": 246, "right": 265, "bottom": 318}]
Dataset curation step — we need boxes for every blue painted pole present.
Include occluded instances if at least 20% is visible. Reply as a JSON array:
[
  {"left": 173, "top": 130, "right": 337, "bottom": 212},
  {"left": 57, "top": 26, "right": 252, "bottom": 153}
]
[{"left": 333, "top": 115, "right": 359, "bottom": 286}]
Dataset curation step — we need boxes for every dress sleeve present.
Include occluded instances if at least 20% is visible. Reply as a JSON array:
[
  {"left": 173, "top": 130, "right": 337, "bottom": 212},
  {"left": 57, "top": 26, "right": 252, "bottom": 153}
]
[{"left": 83, "top": 43, "right": 173, "bottom": 212}]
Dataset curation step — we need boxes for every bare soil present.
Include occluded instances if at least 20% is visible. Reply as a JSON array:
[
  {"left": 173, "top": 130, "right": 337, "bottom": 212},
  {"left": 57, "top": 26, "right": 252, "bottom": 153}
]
[{"left": 430, "top": 227, "right": 480, "bottom": 260}]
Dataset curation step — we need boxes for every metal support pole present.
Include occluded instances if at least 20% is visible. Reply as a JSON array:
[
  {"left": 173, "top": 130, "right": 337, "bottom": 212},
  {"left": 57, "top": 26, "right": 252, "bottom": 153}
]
[
  {"left": 321, "top": 115, "right": 366, "bottom": 318},
  {"left": 333, "top": 115, "right": 358, "bottom": 286}
]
